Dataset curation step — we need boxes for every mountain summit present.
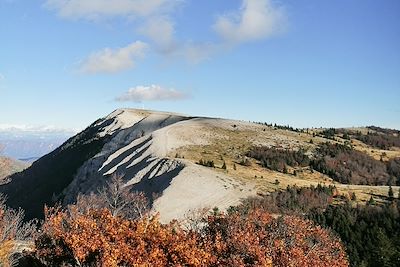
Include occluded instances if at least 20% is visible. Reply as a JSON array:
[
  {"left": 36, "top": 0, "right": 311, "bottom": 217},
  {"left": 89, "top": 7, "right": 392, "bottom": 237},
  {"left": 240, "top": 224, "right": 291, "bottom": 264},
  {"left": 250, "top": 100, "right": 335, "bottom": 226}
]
[{"left": 0, "top": 109, "right": 256, "bottom": 221}]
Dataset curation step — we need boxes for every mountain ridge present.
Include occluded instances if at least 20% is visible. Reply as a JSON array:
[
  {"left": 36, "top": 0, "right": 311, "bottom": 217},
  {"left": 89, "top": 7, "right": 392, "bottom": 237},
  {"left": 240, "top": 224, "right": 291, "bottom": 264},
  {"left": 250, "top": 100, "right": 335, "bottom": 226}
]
[{"left": 1, "top": 108, "right": 399, "bottom": 222}]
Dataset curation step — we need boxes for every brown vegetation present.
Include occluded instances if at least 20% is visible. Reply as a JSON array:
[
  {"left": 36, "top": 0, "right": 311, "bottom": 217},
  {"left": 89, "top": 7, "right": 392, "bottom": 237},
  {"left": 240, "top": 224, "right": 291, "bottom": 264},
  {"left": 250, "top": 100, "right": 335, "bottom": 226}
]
[
  {"left": 236, "top": 184, "right": 336, "bottom": 215},
  {"left": 247, "top": 143, "right": 393, "bottom": 186},
  {"left": 247, "top": 146, "right": 310, "bottom": 172},
  {"left": 27, "top": 177, "right": 349, "bottom": 266},
  {"left": 74, "top": 175, "right": 150, "bottom": 220},
  {"left": 387, "top": 157, "right": 400, "bottom": 185},
  {"left": 311, "top": 143, "right": 391, "bottom": 185},
  {"left": 204, "top": 209, "right": 348, "bottom": 267},
  {"left": 336, "top": 127, "right": 400, "bottom": 150},
  {"left": 0, "top": 194, "right": 37, "bottom": 267},
  {"left": 33, "top": 206, "right": 348, "bottom": 267}
]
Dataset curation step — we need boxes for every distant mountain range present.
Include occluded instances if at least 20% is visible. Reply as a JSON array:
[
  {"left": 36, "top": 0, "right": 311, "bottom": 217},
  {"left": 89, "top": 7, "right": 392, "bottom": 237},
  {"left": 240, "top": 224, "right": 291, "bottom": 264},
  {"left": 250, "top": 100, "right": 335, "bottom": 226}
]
[{"left": 0, "top": 126, "right": 75, "bottom": 160}]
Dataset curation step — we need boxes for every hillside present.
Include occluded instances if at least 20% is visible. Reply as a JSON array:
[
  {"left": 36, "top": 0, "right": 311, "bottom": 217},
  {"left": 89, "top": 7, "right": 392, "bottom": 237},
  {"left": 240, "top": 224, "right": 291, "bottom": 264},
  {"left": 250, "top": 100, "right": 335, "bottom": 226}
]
[
  {"left": 0, "top": 156, "right": 29, "bottom": 183},
  {"left": 1, "top": 109, "right": 399, "bottom": 222}
]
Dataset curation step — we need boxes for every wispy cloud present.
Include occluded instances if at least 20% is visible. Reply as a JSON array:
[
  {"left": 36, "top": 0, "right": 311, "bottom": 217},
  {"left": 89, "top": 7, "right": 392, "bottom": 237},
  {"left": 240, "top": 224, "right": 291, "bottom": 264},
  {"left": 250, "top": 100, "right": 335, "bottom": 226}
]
[
  {"left": 80, "top": 41, "right": 148, "bottom": 74},
  {"left": 138, "top": 16, "right": 176, "bottom": 53},
  {"left": 47, "top": 0, "right": 287, "bottom": 71},
  {"left": 157, "top": 0, "right": 287, "bottom": 63},
  {"left": 44, "top": 0, "right": 180, "bottom": 20},
  {"left": 0, "top": 73, "right": 4, "bottom": 81},
  {"left": 138, "top": 17, "right": 218, "bottom": 64},
  {"left": 213, "top": 0, "right": 286, "bottom": 44},
  {"left": 179, "top": 42, "right": 220, "bottom": 64},
  {"left": 116, "top": 85, "right": 189, "bottom": 102}
]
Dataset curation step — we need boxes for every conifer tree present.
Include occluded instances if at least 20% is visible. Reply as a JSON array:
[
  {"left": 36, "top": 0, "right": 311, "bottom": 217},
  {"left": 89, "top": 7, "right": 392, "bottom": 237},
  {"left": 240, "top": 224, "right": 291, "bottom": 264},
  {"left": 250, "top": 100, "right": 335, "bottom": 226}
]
[{"left": 388, "top": 185, "right": 394, "bottom": 200}]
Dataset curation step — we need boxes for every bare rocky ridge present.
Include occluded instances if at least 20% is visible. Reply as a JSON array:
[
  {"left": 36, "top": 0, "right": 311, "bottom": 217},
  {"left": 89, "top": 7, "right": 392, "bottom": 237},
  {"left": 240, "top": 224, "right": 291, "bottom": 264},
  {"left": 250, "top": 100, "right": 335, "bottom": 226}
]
[
  {"left": 1, "top": 108, "right": 399, "bottom": 222},
  {"left": 60, "top": 109, "right": 256, "bottom": 222}
]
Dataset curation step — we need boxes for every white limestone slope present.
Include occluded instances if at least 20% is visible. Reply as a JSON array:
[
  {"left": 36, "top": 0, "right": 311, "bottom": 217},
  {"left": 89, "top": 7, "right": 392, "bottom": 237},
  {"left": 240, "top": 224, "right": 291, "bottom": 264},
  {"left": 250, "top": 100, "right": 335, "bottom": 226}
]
[{"left": 63, "top": 109, "right": 256, "bottom": 223}]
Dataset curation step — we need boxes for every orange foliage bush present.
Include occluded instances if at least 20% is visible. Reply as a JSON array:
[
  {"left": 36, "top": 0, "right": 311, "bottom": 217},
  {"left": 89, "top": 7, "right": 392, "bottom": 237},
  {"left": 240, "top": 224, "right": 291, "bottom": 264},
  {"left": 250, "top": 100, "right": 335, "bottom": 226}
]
[
  {"left": 35, "top": 207, "right": 213, "bottom": 266},
  {"left": 203, "top": 209, "right": 348, "bottom": 267},
  {"left": 34, "top": 206, "right": 349, "bottom": 267}
]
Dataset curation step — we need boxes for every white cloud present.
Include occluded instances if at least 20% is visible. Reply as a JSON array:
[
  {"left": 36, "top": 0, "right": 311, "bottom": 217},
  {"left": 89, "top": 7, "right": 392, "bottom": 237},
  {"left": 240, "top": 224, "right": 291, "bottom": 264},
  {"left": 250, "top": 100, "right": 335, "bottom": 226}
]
[
  {"left": 139, "top": 16, "right": 176, "bottom": 53},
  {"left": 116, "top": 85, "right": 189, "bottom": 102},
  {"left": 213, "top": 0, "right": 286, "bottom": 44},
  {"left": 145, "top": 0, "right": 287, "bottom": 64},
  {"left": 80, "top": 41, "right": 148, "bottom": 74},
  {"left": 0, "top": 73, "right": 4, "bottom": 81},
  {"left": 46, "top": 0, "right": 288, "bottom": 71},
  {"left": 138, "top": 18, "right": 217, "bottom": 64},
  {"left": 45, "top": 0, "right": 180, "bottom": 20}
]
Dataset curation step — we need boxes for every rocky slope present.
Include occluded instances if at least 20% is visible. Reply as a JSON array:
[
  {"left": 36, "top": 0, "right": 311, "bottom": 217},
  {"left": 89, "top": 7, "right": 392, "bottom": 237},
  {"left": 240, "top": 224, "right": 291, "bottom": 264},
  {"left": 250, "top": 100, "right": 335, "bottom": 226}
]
[
  {"left": 1, "top": 109, "right": 398, "bottom": 222},
  {"left": 0, "top": 109, "right": 257, "bottom": 221}
]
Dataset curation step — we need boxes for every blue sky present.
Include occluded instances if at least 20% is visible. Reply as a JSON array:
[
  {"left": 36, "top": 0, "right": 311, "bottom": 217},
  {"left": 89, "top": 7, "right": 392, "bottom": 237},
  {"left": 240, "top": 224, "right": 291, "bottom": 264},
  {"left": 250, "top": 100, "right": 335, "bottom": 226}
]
[{"left": 0, "top": 0, "right": 399, "bottom": 131}]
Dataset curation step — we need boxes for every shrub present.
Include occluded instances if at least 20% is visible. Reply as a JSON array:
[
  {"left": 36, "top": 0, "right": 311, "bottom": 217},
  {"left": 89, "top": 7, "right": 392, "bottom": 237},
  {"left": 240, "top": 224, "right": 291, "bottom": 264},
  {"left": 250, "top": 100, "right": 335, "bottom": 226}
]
[
  {"left": 74, "top": 175, "right": 150, "bottom": 220},
  {"left": 197, "top": 159, "right": 215, "bottom": 168},
  {"left": 0, "top": 194, "right": 37, "bottom": 267},
  {"left": 203, "top": 209, "right": 348, "bottom": 267},
  {"left": 34, "top": 206, "right": 348, "bottom": 267},
  {"left": 387, "top": 157, "right": 400, "bottom": 185},
  {"left": 319, "top": 128, "right": 336, "bottom": 140},
  {"left": 239, "top": 157, "right": 252, "bottom": 167},
  {"left": 35, "top": 208, "right": 213, "bottom": 267}
]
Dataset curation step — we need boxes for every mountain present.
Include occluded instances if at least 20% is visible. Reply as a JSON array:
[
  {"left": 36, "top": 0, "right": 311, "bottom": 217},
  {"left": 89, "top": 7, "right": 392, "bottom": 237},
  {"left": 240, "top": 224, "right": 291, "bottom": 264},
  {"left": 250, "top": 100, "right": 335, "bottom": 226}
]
[
  {"left": 0, "top": 126, "right": 74, "bottom": 160},
  {"left": 1, "top": 109, "right": 399, "bottom": 221},
  {"left": 0, "top": 156, "right": 29, "bottom": 184}
]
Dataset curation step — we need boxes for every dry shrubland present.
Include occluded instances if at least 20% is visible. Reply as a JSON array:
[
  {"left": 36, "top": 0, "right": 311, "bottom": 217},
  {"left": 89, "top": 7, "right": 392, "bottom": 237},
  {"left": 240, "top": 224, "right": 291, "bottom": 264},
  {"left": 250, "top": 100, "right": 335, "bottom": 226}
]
[
  {"left": 0, "top": 176, "right": 349, "bottom": 267},
  {"left": 0, "top": 194, "right": 37, "bottom": 267},
  {"left": 31, "top": 179, "right": 348, "bottom": 267},
  {"left": 34, "top": 206, "right": 348, "bottom": 267}
]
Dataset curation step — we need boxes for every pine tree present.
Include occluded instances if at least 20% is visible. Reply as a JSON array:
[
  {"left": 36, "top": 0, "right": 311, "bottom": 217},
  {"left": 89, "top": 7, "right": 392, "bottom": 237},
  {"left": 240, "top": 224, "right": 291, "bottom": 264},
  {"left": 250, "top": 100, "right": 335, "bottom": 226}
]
[
  {"left": 367, "top": 196, "right": 375, "bottom": 206},
  {"left": 388, "top": 185, "right": 394, "bottom": 200}
]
